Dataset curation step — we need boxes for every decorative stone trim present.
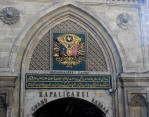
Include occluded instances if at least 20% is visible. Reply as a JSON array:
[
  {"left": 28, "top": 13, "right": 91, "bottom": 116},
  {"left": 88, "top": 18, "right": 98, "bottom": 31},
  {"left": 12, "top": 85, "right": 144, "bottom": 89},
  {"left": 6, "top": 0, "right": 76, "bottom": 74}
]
[
  {"left": 120, "top": 73, "right": 149, "bottom": 87},
  {"left": 0, "top": 7, "right": 20, "bottom": 25},
  {"left": 0, "top": 76, "right": 16, "bottom": 87}
]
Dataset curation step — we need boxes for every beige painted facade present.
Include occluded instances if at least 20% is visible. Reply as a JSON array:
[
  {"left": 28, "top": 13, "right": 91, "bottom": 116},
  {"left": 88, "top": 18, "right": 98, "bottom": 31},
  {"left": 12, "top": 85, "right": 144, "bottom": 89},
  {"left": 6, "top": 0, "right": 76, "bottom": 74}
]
[{"left": 0, "top": 0, "right": 149, "bottom": 117}]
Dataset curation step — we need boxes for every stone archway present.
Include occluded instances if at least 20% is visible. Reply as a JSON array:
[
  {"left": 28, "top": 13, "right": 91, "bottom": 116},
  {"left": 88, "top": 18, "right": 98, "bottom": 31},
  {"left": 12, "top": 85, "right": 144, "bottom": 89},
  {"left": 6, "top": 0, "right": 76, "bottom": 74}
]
[
  {"left": 33, "top": 97, "right": 106, "bottom": 117},
  {"left": 13, "top": 4, "right": 123, "bottom": 117}
]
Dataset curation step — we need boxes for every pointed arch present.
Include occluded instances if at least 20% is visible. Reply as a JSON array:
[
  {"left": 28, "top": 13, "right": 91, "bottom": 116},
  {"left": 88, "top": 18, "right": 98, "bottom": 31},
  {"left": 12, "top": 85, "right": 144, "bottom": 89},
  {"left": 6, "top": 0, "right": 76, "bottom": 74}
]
[
  {"left": 11, "top": 4, "right": 123, "bottom": 117},
  {"left": 28, "top": 19, "right": 109, "bottom": 72},
  {"left": 12, "top": 4, "right": 122, "bottom": 75}
]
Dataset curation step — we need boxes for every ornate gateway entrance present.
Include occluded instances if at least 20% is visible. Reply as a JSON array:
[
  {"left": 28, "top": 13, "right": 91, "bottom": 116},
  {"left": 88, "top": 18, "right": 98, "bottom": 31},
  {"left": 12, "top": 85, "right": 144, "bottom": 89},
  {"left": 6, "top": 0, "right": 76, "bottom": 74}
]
[
  {"left": 16, "top": 4, "right": 122, "bottom": 117},
  {"left": 33, "top": 97, "right": 106, "bottom": 117}
]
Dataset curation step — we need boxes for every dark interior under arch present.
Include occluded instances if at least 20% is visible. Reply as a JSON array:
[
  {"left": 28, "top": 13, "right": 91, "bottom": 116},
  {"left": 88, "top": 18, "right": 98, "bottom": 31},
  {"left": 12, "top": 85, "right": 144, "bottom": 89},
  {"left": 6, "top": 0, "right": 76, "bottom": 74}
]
[{"left": 33, "top": 97, "right": 106, "bottom": 117}]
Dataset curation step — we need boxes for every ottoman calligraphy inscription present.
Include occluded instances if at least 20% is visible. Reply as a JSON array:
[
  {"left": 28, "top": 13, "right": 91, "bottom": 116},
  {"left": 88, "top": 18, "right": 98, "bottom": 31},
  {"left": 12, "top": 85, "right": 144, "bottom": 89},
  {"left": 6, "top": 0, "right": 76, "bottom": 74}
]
[{"left": 25, "top": 74, "right": 111, "bottom": 89}]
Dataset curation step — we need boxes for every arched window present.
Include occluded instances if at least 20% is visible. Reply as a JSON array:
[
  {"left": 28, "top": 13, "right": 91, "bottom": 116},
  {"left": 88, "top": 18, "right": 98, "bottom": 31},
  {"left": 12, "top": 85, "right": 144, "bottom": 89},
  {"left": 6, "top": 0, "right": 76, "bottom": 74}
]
[
  {"left": 129, "top": 94, "right": 147, "bottom": 117},
  {"left": 0, "top": 95, "right": 6, "bottom": 117}
]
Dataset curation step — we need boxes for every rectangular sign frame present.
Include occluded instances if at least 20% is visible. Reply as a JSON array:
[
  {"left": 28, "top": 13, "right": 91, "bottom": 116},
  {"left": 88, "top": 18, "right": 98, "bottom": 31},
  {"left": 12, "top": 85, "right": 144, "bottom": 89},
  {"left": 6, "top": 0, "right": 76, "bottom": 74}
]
[{"left": 25, "top": 74, "right": 111, "bottom": 89}]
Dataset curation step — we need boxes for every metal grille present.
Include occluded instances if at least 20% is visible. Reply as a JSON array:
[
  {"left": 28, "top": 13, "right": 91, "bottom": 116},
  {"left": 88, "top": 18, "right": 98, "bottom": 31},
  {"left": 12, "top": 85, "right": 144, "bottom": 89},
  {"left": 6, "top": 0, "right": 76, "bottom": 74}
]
[
  {"left": 52, "top": 20, "right": 86, "bottom": 33},
  {"left": 29, "top": 33, "right": 50, "bottom": 70},
  {"left": 87, "top": 34, "right": 108, "bottom": 71},
  {"left": 29, "top": 20, "right": 108, "bottom": 71}
]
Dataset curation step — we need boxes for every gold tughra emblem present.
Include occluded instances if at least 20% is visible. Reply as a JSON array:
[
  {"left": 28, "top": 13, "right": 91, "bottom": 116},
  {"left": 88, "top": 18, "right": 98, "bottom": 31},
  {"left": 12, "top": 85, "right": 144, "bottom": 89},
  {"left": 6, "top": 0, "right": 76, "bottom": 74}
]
[{"left": 53, "top": 34, "right": 85, "bottom": 68}]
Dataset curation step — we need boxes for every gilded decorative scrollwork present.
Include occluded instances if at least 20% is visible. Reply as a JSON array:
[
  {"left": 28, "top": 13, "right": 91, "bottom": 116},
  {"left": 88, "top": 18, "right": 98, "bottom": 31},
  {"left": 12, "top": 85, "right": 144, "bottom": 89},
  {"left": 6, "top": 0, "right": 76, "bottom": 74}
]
[{"left": 53, "top": 34, "right": 85, "bottom": 68}]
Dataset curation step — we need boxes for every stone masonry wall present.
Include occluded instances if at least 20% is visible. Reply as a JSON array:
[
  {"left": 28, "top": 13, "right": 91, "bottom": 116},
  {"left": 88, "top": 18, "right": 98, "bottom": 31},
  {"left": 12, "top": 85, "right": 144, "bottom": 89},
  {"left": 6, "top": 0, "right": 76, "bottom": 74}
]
[
  {"left": 141, "top": 1, "right": 149, "bottom": 70},
  {"left": 0, "top": 1, "right": 148, "bottom": 117},
  {"left": 0, "top": 0, "right": 146, "bottom": 73}
]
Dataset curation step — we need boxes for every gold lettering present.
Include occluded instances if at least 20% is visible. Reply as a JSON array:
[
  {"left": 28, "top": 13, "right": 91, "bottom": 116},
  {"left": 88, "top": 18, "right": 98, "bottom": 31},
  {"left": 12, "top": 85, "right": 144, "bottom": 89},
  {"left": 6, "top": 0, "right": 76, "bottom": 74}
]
[
  {"left": 39, "top": 92, "right": 43, "bottom": 97},
  {"left": 38, "top": 91, "right": 89, "bottom": 98},
  {"left": 76, "top": 92, "right": 80, "bottom": 97},
  {"left": 32, "top": 98, "right": 48, "bottom": 112},
  {"left": 59, "top": 92, "right": 61, "bottom": 97},
  {"left": 44, "top": 92, "right": 48, "bottom": 97},
  {"left": 71, "top": 92, "right": 75, "bottom": 97},
  {"left": 44, "top": 98, "right": 48, "bottom": 103},
  {"left": 37, "top": 102, "right": 41, "bottom": 107},
  {"left": 63, "top": 91, "right": 66, "bottom": 97},
  {"left": 34, "top": 104, "right": 38, "bottom": 110},
  {"left": 86, "top": 92, "right": 89, "bottom": 97},
  {"left": 49, "top": 92, "right": 53, "bottom": 97},
  {"left": 67, "top": 92, "right": 70, "bottom": 97},
  {"left": 32, "top": 106, "right": 35, "bottom": 112},
  {"left": 54, "top": 92, "right": 57, "bottom": 97},
  {"left": 82, "top": 92, "right": 85, "bottom": 97},
  {"left": 40, "top": 99, "right": 45, "bottom": 105}
]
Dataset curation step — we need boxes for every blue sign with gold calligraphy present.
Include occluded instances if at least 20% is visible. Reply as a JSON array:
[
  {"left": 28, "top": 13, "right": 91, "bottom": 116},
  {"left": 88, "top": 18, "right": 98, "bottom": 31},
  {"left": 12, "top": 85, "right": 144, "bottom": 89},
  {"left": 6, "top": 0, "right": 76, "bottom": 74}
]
[
  {"left": 25, "top": 74, "right": 111, "bottom": 89},
  {"left": 53, "top": 33, "right": 86, "bottom": 70}
]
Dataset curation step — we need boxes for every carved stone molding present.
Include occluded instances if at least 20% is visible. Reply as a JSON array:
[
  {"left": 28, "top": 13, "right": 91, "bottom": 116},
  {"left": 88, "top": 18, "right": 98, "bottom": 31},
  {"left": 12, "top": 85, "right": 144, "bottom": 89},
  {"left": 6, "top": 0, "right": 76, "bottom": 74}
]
[
  {"left": 120, "top": 73, "right": 149, "bottom": 87},
  {"left": 0, "top": 7, "right": 20, "bottom": 25},
  {"left": 0, "top": 76, "right": 17, "bottom": 107},
  {"left": 0, "top": 76, "right": 16, "bottom": 87}
]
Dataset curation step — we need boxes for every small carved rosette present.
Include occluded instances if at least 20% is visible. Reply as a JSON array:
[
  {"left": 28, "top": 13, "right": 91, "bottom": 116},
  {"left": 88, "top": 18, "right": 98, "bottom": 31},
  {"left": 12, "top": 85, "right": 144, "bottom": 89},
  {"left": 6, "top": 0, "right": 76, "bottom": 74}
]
[
  {"left": 0, "top": 7, "right": 20, "bottom": 24},
  {"left": 116, "top": 13, "right": 131, "bottom": 29}
]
